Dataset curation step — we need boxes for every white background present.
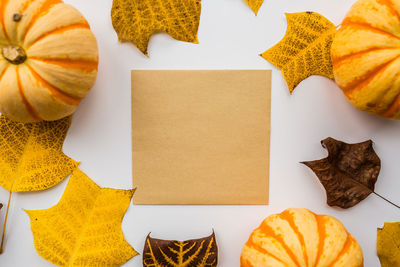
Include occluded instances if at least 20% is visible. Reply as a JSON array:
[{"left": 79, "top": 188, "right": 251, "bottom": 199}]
[{"left": 1, "top": 0, "right": 400, "bottom": 266}]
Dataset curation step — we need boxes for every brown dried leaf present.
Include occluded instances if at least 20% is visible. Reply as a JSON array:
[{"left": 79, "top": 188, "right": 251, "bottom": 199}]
[
  {"left": 302, "top": 137, "right": 380, "bottom": 209},
  {"left": 143, "top": 232, "right": 218, "bottom": 267}
]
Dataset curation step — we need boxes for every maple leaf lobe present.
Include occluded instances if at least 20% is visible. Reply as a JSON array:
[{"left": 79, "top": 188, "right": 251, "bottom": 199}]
[
  {"left": 26, "top": 169, "right": 137, "bottom": 267},
  {"left": 261, "top": 12, "right": 336, "bottom": 93},
  {"left": 111, "top": 0, "right": 201, "bottom": 55},
  {"left": 302, "top": 137, "right": 380, "bottom": 209},
  {"left": 244, "top": 0, "right": 264, "bottom": 15},
  {"left": 0, "top": 115, "right": 78, "bottom": 192}
]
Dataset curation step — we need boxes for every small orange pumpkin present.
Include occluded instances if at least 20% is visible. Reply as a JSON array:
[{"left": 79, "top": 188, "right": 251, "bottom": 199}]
[
  {"left": 241, "top": 208, "right": 363, "bottom": 267},
  {"left": 0, "top": 0, "right": 98, "bottom": 122},
  {"left": 331, "top": 0, "right": 400, "bottom": 119}
]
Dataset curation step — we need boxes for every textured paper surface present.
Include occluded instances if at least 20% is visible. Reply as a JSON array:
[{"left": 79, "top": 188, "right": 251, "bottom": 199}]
[{"left": 132, "top": 70, "right": 270, "bottom": 205}]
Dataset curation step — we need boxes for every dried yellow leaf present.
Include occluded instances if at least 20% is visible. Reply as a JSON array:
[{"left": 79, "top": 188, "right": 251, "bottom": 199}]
[
  {"left": 244, "top": 0, "right": 264, "bottom": 15},
  {"left": 0, "top": 115, "right": 78, "bottom": 192},
  {"left": 261, "top": 12, "right": 336, "bottom": 93},
  {"left": 111, "top": 0, "right": 201, "bottom": 55},
  {"left": 377, "top": 222, "right": 400, "bottom": 267},
  {"left": 26, "top": 169, "right": 137, "bottom": 267}
]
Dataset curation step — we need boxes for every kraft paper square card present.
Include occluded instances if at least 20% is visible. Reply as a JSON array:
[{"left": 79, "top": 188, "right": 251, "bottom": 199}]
[{"left": 132, "top": 70, "right": 271, "bottom": 205}]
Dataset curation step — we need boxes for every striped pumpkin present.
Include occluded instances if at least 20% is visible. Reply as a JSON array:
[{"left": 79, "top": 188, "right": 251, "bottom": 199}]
[
  {"left": 0, "top": 0, "right": 98, "bottom": 122},
  {"left": 241, "top": 208, "right": 363, "bottom": 267},
  {"left": 331, "top": 0, "right": 400, "bottom": 119}
]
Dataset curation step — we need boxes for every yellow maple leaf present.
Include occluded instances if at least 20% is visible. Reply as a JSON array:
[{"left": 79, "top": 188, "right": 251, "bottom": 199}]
[
  {"left": 0, "top": 115, "right": 78, "bottom": 192},
  {"left": 261, "top": 12, "right": 336, "bottom": 93},
  {"left": 0, "top": 115, "right": 78, "bottom": 253},
  {"left": 377, "top": 222, "right": 400, "bottom": 267},
  {"left": 111, "top": 0, "right": 201, "bottom": 56},
  {"left": 26, "top": 169, "right": 137, "bottom": 267},
  {"left": 244, "top": 0, "right": 264, "bottom": 15}
]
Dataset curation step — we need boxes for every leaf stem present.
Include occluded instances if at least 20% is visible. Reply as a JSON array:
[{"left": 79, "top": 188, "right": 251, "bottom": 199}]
[
  {"left": 373, "top": 191, "right": 400, "bottom": 209},
  {"left": 0, "top": 191, "right": 12, "bottom": 254}
]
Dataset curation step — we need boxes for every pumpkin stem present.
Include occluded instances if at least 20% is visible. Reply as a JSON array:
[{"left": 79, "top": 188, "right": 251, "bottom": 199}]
[
  {"left": 2, "top": 45, "right": 27, "bottom": 65},
  {"left": 0, "top": 191, "right": 12, "bottom": 254},
  {"left": 373, "top": 191, "right": 400, "bottom": 209},
  {"left": 13, "top": 13, "right": 22, "bottom": 22}
]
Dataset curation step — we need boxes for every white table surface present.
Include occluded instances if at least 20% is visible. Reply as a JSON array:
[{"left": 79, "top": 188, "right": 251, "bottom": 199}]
[{"left": 1, "top": 0, "right": 400, "bottom": 266}]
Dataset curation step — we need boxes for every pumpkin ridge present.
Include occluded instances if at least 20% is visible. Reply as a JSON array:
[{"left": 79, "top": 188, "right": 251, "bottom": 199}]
[
  {"left": 313, "top": 214, "right": 326, "bottom": 267},
  {"left": 19, "top": 0, "right": 37, "bottom": 14},
  {"left": 377, "top": 0, "right": 400, "bottom": 23},
  {"left": 245, "top": 239, "right": 286, "bottom": 265},
  {"left": 0, "top": 65, "right": 9, "bottom": 81},
  {"left": 260, "top": 223, "right": 301, "bottom": 267},
  {"left": 332, "top": 47, "right": 395, "bottom": 66},
  {"left": 23, "top": 0, "right": 62, "bottom": 42},
  {"left": 24, "top": 23, "right": 90, "bottom": 48},
  {"left": 0, "top": 0, "right": 10, "bottom": 41},
  {"left": 240, "top": 258, "right": 255, "bottom": 267},
  {"left": 379, "top": 89, "right": 400, "bottom": 118},
  {"left": 16, "top": 66, "right": 41, "bottom": 121},
  {"left": 327, "top": 234, "right": 353, "bottom": 267},
  {"left": 279, "top": 211, "right": 309, "bottom": 267},
  {"left": 373, "top": 65, "right": 400, "bottom": 115},
  {"left": 26, "top": 64, "right": 81, "bottom": 106},
  {"left": 29, "top": 57, "right": 98, "bottom": 72},
  {"left": 342, "top": 20, "right": 400, "bottom": 40},
  {"left": 341, "top": 55, "right": 400, "bottom": 92}
]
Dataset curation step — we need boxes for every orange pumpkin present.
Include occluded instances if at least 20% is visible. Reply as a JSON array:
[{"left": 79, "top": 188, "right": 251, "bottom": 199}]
[
  {"left": 241, "top": 208, "right": 363, "bottom": 267},
  {"left": 0, "top": 0, "right": 98, "bottom": 122},
  {"left": 331, "top": 0, "right": 400, "bottom": 119}
]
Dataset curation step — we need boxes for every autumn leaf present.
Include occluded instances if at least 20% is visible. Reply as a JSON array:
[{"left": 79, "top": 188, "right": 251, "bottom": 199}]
[
  {"left": 26, "top": 169, "right": 137, "bottom": 267},
  {"left": 244, "top": 0, "right": 264, "bottom": 15},
  {"left": 377, "top": 222, "right": 400, "bottom": 267},
  {"left": 302, "top": 137, "right": 381, "bottom": 209},
  {"left": 0, "top": 115, "right": 78, "bottom": 192},
  {"left": 111, "top": 0, "right": 201, "bottom": 56},
  {"left": 261, "top": 12, "right": 336, "bottom": 93},
  {"left": 143, "top": 232, "right": 218, "bottom": 267},
  {"left": 0, "top": 115, "right": 78, "bottom": 252}
]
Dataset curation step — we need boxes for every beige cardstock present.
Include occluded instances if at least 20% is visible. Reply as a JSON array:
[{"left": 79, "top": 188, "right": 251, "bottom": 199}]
[{"left": 132, "top": 70, "right": 271, "bottom": 205}]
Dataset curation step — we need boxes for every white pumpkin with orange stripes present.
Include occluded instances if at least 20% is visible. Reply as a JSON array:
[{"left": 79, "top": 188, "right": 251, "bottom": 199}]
[
  {"left": 0, "top": 0, "right": 98, "bottom": 122},
  {"left": 331, "top": 0, "right": 400, "bottom": 119},
  {"left": 241, "top": 208, "right": 363, "bottom": 267}
]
